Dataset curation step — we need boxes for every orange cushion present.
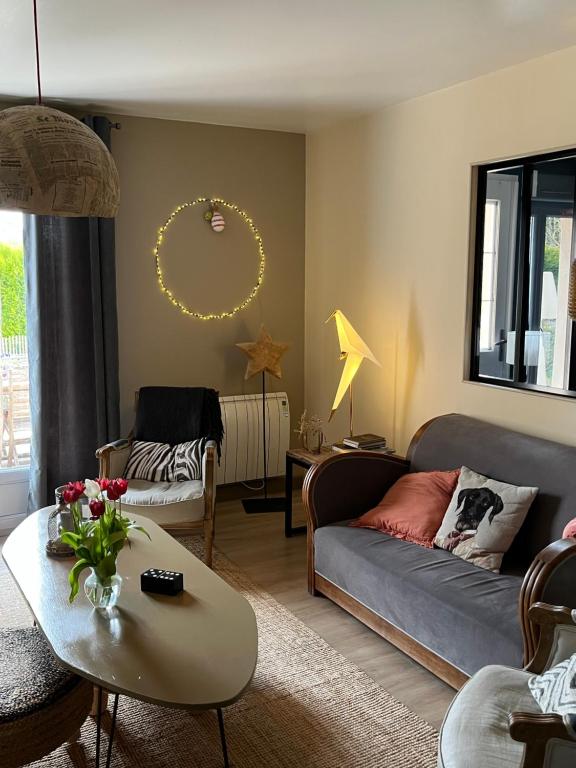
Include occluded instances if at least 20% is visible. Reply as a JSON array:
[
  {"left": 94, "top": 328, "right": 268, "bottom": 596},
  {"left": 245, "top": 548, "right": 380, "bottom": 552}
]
[{"left": 350, "top": 470, "right": 460, "bottom": 547}]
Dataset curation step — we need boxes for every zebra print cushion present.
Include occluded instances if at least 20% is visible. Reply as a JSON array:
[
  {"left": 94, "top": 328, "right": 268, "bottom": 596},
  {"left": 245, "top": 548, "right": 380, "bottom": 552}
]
[
  {"left": 529, "top": 653, "right": 576, "bottom": 715},
  {"left": 125, "top": 438, "right": 206, "bottom": 482}
]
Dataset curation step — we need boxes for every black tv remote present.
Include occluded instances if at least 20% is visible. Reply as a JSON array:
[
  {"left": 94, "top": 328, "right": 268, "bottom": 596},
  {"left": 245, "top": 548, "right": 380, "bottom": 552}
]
[{"left": 141, "top": 568, "right": 184, "bottom": 595}]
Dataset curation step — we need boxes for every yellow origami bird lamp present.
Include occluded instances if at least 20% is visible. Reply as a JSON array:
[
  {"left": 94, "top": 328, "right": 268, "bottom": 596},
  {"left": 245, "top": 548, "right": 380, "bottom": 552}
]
[{"left": 327, "top": 310, "right": 381, "bottom": 436}]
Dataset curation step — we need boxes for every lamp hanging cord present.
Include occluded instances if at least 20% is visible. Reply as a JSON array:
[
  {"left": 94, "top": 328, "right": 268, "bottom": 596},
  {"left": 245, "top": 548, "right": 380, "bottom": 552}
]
[{"left": 33, "top": 0, "right": 42, "bottom": 105}]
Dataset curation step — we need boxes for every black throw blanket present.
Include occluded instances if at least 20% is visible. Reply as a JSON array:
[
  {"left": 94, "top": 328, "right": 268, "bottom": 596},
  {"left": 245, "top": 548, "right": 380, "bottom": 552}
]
[{"left": 134, "top": 387, "right": 224, "bottom": 459}]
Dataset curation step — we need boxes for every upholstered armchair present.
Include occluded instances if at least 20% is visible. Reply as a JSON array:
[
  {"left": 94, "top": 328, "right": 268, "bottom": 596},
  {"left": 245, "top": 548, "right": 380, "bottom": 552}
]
[
  {"left": 96, "top": 387, "right": 223, "bottom": 568},
  {"left": 438, "top": 601, "right": 576, "bottom": 768}
]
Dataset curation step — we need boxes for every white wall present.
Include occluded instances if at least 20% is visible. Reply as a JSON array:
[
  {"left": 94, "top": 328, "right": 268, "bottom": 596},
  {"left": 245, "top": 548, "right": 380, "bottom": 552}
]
[{"left": 305, "top": 44, "right": 576, "bottom": 454}]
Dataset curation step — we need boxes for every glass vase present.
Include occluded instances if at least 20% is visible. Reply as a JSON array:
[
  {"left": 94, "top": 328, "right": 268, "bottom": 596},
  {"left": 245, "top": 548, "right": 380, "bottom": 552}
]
[
  {"left": 302, "top": 429, "right": 324, "bottom": 454},
  {"left": 84, "top": 569, "right": 122, "bottom": 609}
]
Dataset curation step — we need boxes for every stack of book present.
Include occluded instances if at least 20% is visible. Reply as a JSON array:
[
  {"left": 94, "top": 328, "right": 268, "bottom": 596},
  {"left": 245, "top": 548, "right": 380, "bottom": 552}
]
[
  {"left": 332, "top": 434, "right": 392, "bottom": 453},
  {"left": 344, "top": 433, "right": 387, "bottom": 449}
]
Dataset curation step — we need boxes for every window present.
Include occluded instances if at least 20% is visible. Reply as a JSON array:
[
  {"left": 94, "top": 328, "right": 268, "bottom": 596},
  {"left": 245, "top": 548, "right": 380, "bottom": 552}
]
[
  {"left": 0, "top": 212, "right": 30, "bottom": 468},
  {"left": 469, "top": 149, "right": 576, "bottom": 397}
]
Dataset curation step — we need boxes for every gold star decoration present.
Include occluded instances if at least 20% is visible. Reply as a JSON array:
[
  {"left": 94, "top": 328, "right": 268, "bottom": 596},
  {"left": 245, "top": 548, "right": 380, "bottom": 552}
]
[{"left": 236, "top": 325, "right": 290, "bottom": 380}]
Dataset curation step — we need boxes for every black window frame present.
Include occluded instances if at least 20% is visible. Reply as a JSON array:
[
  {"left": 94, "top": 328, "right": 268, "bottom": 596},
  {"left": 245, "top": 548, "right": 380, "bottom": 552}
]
[{"left": 469, "top": 147, "right": 576, "bottom": 399}]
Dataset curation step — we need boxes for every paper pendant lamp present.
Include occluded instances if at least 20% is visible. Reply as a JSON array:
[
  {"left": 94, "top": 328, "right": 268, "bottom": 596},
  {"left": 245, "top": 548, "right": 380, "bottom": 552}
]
[{"left": 0, "top": 105, "right": 120, "bottom": 218}]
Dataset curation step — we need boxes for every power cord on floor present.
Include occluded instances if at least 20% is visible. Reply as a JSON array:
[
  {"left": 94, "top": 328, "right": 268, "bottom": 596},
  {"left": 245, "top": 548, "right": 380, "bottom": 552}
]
[{"left": 241, "top": 480, "right": 265, "bottom": 491}]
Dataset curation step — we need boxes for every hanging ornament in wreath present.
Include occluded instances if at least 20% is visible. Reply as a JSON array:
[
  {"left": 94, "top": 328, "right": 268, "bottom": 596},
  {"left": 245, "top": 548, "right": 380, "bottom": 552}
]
[
  {"left": 204, "top": 203, "right": 226, "bottom": 233},
  {"left": 154, "top": 196, "right": 266, "bottom": 320}
]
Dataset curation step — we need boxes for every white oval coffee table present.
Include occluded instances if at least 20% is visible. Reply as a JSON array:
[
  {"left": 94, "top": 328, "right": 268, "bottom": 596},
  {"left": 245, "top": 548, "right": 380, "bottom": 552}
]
[{"left": 3, "top": 508, "right": 258, "bottom": 767}]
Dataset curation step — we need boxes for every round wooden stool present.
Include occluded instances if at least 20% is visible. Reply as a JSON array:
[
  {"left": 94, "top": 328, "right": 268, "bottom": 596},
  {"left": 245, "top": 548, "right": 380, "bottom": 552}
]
[{"left": 0, "top": 627, "right": 93, "bottom": 768}]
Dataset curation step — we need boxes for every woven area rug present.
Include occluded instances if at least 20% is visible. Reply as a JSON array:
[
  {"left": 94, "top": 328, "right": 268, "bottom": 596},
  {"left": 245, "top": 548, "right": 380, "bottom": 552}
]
[{"left": 0, "top": 538, "right": 438, "bottom": 768}]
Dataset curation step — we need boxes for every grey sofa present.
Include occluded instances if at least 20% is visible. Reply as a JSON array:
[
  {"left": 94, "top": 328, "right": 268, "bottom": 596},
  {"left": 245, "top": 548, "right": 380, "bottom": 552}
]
[{"left": 303, "top": 414, "right": 576, "bottom": 688}]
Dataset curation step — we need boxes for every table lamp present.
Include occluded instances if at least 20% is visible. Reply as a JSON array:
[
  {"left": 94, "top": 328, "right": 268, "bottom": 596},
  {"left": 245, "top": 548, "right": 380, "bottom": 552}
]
[{"left": 326, "top": 310, "right": 380, "bottom": 436}]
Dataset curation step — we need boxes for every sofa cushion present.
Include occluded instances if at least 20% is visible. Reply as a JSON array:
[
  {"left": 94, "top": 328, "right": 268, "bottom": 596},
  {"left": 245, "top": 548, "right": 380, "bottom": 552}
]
[
  {"left": 350, "top": 469, "right": 460, "bottom": 547},
  {"left": 434, "top": 466, "right": 538, "bottom": 572},
  {"left": 438, "top": 665, "right": 538, "bottom": 768},
  {"left": 314, "top": 524, "right": 523, "bottom": 675}
]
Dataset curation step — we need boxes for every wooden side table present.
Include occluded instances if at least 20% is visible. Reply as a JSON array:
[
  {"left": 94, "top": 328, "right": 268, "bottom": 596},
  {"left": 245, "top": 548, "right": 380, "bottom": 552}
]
[{"left": 284, "top": 447, "right": 336, "bottom": 537}]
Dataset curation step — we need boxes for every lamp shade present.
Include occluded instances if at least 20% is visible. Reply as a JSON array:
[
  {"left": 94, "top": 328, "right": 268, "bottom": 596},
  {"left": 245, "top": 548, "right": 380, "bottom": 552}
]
[
  {"left": 327, "top": 309, "right": 380, "bottom": 419},
  {"left": 0, "top": 105, "right": 119, "bottom": 217}
]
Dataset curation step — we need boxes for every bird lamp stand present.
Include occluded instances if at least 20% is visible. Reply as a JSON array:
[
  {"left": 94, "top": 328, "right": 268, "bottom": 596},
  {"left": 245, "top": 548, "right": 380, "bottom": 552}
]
[
  {"left": 241, "top": 372, "right": 286, "bottom": 515},
  {"left": 348, "top": 382, "right": 354, "bottom": 438}
]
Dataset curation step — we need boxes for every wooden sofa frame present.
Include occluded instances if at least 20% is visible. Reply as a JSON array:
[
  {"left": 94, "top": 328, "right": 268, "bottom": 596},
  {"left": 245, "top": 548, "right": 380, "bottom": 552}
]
[{"left": 303, "top": 420, "right": 576, "bottom": 690}]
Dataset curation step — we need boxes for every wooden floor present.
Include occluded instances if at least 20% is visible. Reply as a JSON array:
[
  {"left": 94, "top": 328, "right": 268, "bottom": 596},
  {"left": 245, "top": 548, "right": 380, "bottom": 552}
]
[
  {"left": 0, "top": 490, "right": 455, "bottom": 730},
  {"left": 215, "top": 490, "right": 455, "bottom": 729}
]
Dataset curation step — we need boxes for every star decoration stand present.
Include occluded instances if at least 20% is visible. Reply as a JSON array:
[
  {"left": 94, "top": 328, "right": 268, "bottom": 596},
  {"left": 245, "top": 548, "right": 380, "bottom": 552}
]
[{"left": 236, "top": 326, "right": 290, "bottom": 515}]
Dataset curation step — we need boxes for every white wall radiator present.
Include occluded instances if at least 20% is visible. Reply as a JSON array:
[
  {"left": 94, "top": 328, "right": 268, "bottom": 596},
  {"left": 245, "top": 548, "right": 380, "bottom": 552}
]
[{"left": 217, "top": 392, "right": 290, "bottom": 485}]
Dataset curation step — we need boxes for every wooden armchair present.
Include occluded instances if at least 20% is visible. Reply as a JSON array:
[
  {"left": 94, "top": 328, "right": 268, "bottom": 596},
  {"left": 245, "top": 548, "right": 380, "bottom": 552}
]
[
  {"left": 95, "top": 387, "right": 222, "bottom": 568},
  {"left": 438, "top": 601, "right": 576, "bottom": 768}
]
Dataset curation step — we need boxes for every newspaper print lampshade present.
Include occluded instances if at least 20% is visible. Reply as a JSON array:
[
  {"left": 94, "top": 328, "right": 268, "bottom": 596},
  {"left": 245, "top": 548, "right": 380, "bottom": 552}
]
[{"left": 0, "top": 105, "right": 119, "bottom": 217}]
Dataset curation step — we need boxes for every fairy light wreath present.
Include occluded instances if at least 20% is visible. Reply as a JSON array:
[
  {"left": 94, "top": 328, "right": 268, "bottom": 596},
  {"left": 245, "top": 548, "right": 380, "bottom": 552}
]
[{"left": 154, "top": 197, "right": 266, "bottom": 320}]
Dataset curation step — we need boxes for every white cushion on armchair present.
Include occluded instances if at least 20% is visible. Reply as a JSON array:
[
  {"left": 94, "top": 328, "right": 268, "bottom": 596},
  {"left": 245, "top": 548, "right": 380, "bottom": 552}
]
[
  {"left": 122, "top": 480, "right": 205, "bottom": 524},
  {"left": 123, "top": 480, "right": 203, "bottom": 506}
]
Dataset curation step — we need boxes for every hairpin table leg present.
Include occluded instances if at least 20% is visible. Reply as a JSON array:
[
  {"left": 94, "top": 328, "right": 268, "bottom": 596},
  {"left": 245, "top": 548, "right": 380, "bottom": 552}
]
[
  {"left": 95, "top": 686, "right": 103, "bottom": 768},
  {"left": 105, "top": 693, "right": 120, "bottom": 768},
  {"left": 217, "top": 708, "right": 229, "bottom": 768}
]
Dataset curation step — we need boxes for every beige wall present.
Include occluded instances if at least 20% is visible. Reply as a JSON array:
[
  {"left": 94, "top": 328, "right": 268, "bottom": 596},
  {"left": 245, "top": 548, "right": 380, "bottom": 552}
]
[
  {"left": 306, "top": 44, "right": 576, "bottom": 454},
  {"left": 111, "top": 116, "right": 305, "bottom": 434}
]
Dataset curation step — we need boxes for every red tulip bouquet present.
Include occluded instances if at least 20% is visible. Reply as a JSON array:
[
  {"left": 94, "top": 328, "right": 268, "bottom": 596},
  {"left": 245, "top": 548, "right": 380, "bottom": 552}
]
[{"left": 60, "top": 477, "right": 149, "bottom": 606}]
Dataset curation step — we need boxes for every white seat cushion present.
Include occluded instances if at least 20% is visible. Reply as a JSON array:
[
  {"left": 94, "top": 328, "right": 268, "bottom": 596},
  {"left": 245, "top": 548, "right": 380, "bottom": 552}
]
[
  {"left": 123, "top": 480, "right": 203, "bottom": 506},
  {"left": 122, "top": 480, "right": 205, "bottom": 525},
  {"left": 438, "top": 665, "right": 539, "bottom": 768}
]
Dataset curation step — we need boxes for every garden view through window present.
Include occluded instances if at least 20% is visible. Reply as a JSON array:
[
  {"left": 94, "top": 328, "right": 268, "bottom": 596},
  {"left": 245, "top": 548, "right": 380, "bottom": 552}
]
[{"left": 0, "top": 211, "right": 30, "bottom": 469}]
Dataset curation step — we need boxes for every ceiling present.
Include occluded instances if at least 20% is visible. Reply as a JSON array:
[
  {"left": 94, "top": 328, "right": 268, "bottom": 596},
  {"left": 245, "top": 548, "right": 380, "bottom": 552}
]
[{"left": 2, "top": 0, "right": 576, "bottom": 133}]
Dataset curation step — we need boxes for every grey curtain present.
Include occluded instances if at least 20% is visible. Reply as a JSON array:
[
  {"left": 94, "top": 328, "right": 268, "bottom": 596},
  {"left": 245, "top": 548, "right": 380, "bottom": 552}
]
[{"left": 24, "top": 116, "right": 120, "bottom": 510}]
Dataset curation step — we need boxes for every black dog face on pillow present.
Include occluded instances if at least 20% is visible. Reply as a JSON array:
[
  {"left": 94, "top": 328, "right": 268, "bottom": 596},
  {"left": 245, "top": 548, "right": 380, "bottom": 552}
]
[{"left": 454, "top": 487, "right": 504, "bottom": 532}]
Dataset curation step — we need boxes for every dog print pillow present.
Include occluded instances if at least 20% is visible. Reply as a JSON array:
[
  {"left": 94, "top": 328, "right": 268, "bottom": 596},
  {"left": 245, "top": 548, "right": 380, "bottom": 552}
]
[{"left": 433, "top": 466, "right": 538, "bottom": 572}]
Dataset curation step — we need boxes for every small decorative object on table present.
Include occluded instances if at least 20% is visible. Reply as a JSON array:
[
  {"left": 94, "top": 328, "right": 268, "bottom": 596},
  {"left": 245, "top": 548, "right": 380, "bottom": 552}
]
[
  {"left": 60, "top": 477, "right": 149, "bottom": 609},
  {"left": 295, "top": 411, "right": 324, "bottom": 454},
  {"left": 45, "top": 491, "right": 76, "bottom": 558},
  {"left": 141, "top": 568, "right": 184, "bottom": 596},
  {"left": 343, "top": 433, "right": 387, "bottom": 450}
]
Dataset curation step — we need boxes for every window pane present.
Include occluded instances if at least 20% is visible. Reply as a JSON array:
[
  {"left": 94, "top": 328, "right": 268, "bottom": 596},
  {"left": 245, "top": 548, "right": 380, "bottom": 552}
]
[
  {"left": 526, "top": 156, "right": 576, "bottom": 390},
  {"left": 479, "top": 200, "right": 499, "bottom": 350},
  {"left": 477, "top": 168, "right": 521, "bottom": 380},
  {"left": 0, "top": 212, "right": 30, "bottom": 469}
]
